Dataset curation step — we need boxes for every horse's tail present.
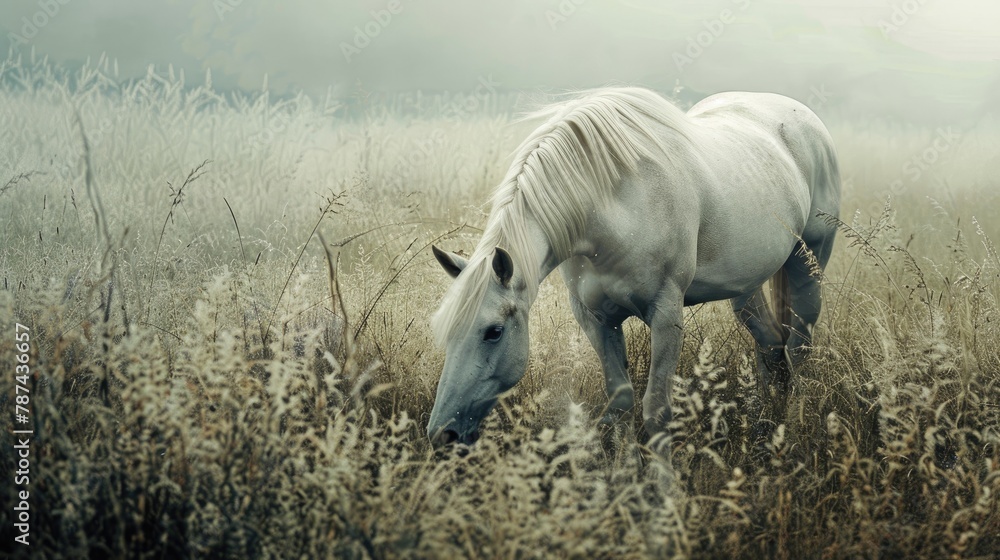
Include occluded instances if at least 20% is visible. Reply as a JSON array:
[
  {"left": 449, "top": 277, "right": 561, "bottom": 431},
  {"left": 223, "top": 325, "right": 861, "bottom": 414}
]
[{"left": 769, "top": 266, "right": 792, "bottom": 344}]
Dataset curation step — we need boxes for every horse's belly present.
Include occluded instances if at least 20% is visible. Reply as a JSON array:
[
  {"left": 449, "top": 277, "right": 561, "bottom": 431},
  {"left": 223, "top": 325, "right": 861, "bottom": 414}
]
[
  {"left": 685, "top": 234, "right": 797, "bottom": 304},
  {"left": 684, "top": 270, "right": 770, "bottom": 305}
]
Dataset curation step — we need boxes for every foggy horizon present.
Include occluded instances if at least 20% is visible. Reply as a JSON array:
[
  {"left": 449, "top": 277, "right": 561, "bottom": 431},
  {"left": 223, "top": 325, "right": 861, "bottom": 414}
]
[{"left": 2, "top": 0, "right": 999, "bottom": 124}]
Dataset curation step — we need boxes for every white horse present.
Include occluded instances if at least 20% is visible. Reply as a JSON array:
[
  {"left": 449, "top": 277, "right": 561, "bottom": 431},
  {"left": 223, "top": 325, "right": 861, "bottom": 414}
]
[{"left": 427, "top": 87, "right": 840, "bottom": 451}]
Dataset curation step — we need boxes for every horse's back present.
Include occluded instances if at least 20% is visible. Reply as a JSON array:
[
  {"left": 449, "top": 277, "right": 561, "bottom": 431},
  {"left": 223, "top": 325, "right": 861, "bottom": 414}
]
[
  {"left": 689, "top": 91, "right": 841, "bottom": 224},
  {"left": 560, "top": 88, "right": 842, "bottom": 309},
  {"left": 689, "top": 91, "right": 830, "bottom": 151},
  {"left": 660, "top": 92, "right": 840, "bottom": 302}
]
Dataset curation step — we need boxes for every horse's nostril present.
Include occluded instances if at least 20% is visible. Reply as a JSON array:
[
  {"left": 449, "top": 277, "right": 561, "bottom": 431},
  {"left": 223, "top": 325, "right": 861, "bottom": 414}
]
[
  {"left": 465, "top": 430, "right": 480, "bottom": 445},
  {"left": 432, "top": 428, "right": 460, "bottom": 448}
]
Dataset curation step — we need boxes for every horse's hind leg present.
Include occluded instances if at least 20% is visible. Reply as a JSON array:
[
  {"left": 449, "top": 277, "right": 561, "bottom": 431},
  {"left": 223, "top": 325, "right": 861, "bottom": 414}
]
[
  {"left": 731, "top": 289, "right": 788, "bottom": 381},
  {"left": 731, "top": 289, "right": 792, "bottom": 427},
  {"left": 783, "top": 233, "right": 835, "bottom": 366}
]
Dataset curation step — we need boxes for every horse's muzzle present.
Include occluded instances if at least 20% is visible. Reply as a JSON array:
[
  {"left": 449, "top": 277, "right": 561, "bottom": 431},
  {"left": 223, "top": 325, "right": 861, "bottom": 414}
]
[{"left": 429, "top": 427, "right": 480, "bottom": 449}]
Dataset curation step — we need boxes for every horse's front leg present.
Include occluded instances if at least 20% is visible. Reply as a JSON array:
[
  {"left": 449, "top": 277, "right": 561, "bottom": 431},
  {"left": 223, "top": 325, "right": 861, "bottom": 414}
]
[
  {"left": 568, "top": 294, "right": 634, "bottom": 427},
  {"left": 642, "top": 283, "right": 686, "bottom": 455}
]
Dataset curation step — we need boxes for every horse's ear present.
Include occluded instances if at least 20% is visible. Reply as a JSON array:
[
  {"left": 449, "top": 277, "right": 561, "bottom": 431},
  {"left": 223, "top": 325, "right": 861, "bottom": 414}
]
[
  {"left": 432, "top": 245, "right": 468, "bottom": 279},
  {"left": 492, "top": 247, "right": 514, "bottom": 287}
]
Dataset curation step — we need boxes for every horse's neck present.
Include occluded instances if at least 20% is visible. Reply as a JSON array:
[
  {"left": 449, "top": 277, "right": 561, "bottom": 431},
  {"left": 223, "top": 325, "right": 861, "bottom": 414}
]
[{"left": 518, "top": 210, "right": 561, "bottom": 303}]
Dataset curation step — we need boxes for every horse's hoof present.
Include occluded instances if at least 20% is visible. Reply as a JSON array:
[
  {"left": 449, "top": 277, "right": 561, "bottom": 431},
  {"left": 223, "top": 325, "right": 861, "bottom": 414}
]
[
  {"left": 751, "top": 420, "right": 774, "bottom": 441},
  {"left": 750, "top": 420, "right": 776, "bottom": 464},
  {"left": 599, "top": 412, "right": 622, "bottom": 426}
]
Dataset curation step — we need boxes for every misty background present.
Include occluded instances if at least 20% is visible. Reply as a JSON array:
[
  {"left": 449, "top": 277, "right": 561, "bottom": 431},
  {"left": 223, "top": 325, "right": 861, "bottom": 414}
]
[{"left": 2, "top": 0, "right": 999, "bottom": 124}]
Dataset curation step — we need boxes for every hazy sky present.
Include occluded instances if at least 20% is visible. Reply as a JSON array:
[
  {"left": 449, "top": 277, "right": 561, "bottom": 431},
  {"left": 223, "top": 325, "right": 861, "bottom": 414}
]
[{"left": 3, "top": 0, "right": 999, "bottom": 121}]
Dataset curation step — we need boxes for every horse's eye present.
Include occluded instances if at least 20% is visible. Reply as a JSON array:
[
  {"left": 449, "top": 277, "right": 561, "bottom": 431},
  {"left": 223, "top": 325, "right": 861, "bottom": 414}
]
[{"left": 483, "top": 325, "right": 504, "bottom": 342}]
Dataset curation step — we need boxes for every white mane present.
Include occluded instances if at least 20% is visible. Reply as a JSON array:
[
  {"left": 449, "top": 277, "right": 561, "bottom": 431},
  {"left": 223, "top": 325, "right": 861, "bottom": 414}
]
[{"left": 431, "top": 87, "right": 691, "bottom": 346}]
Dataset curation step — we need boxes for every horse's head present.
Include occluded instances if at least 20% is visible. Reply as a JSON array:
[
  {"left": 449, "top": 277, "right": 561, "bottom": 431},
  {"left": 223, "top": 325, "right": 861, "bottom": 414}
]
[{"left": 427, "top": 245, "right": 530, "bottom": 449}]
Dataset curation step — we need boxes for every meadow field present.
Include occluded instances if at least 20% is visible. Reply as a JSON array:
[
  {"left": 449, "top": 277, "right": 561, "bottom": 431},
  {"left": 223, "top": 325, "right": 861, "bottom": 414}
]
[{"left": 1, "top": 53, "right": 999, "bottom": 558}]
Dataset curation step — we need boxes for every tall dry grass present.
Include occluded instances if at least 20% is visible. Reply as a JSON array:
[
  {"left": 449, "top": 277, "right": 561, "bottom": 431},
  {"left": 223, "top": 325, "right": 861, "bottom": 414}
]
[{"left": 1, "top": 53, "right": 998, "bottom": 558}]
